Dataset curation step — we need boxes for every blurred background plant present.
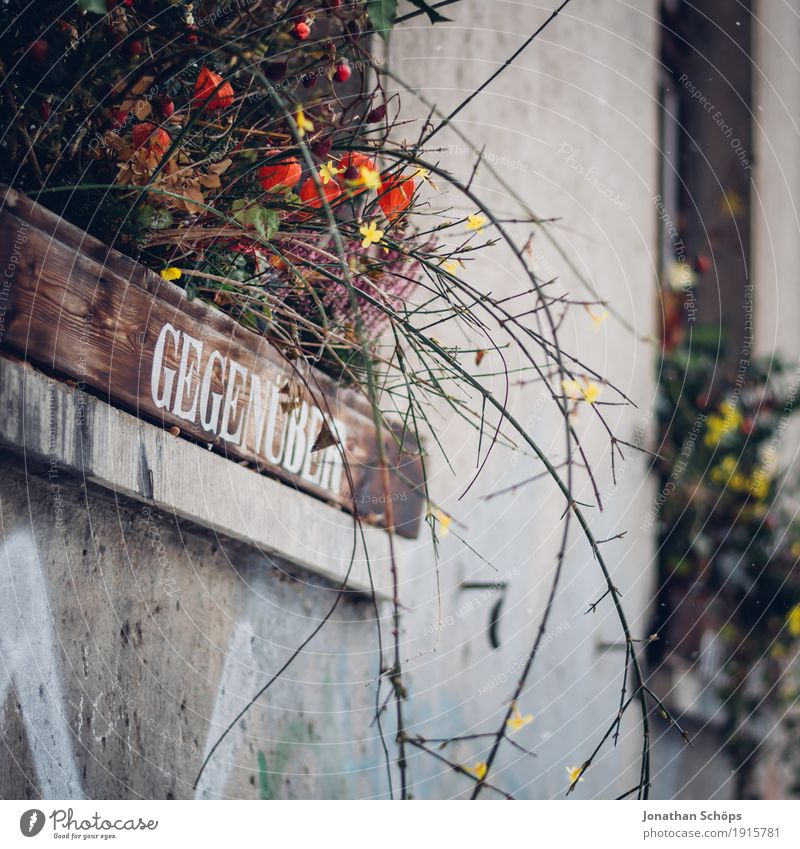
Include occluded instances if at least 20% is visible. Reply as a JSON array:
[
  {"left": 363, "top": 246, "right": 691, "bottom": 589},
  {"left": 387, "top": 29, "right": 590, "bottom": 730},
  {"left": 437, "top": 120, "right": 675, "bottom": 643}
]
[{"left": 649, "top": 315, "right": 800, "bottom": 797}]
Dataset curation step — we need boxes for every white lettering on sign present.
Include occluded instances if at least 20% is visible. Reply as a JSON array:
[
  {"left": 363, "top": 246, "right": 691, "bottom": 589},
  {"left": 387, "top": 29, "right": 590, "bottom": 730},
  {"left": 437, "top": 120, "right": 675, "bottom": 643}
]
[{"left": 149, "top": 322, "right": 347, "bottom": 495}]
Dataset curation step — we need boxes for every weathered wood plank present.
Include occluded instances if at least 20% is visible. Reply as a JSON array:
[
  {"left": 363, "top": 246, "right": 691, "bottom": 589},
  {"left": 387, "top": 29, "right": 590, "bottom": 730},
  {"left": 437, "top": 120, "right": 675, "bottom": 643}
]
[{"left": 0, "top": 186, "right": 423, "bottom": 537}]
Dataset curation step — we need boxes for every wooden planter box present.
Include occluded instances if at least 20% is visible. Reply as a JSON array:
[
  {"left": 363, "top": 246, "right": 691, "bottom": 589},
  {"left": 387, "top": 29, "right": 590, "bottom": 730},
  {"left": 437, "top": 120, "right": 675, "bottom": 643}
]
[{"left": 0, "top": 186, "right": 423, "bottom": 538}]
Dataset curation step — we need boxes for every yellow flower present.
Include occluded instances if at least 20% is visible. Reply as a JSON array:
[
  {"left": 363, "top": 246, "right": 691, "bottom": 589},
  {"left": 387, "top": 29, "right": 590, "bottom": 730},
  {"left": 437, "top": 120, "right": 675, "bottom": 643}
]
[
  {"left": 582, "top": 381, "right": 602, "bottom": 405},
  {"left": 588, "top": 308, "right": 609, "bottom": 328},
  {"left": 359, "top": 165, "right": 382, "bottom": 191},
  {"left": 160, "top": 267, "right": 182, "bottom": 281},
  {"left": 468, "top": 762, "right": 488, "bottom": 780},
  {"left": 787, "top": 604, "right": 800, "bottom": 638},
  {"left": 295, "top": 107, "right": 314, "bottom": 137},
  {"left": 747, "top": 472, "right": 770, "bottom": 501},
  {"left": 704, "top": 402, "right": 743, "bottom": 447},
  {"left": 710, "top": 455, "right": 737, "bottom": 483},
  {"left": 562, "top": 378, "right": 601, "bottom": 404},
  {"left": 442, "top": 260, "right": 458, "bottom": 274},
  {"left": 721, "top": 188, "right": 745, "bottom": 217},
  {"left": 414, "top": 167, "right": 438, "bottom": 189},
  {"left": 506, "top": 705, "right": 534, "bottom": 734},
  {"left": 566, "top": 765, "right": 585, "bottom": 785},
  {"left": 466, "top": 213, "right": 487, "bottom": 233},
  {"left": 433, "top": 508, "right": 452, "bottom": 537},
  {"left": 710, "top": 454, "right": 761, "bottom": 495},
  {"left": 791, "top": 541, "right": 800, "bottom": 559},
  {"left": 319, "top": 160, "right": 342, "bottom": 185},
  {"left": 359, "top": 220, "right": 384, "bottom": 248}
]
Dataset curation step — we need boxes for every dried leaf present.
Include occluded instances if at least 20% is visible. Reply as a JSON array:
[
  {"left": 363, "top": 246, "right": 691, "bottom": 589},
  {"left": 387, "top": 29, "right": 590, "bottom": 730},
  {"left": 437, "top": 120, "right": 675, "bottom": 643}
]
[
  {"left": 131, "top": 75, "right": 156, "bottom": 96},
  {"left": 134, "top": 99, "right": 152, "bottom": 120},
  {"left": 197, "top": 173, "right": 221, "bottom": 189},
  {"left": 208, "top": 158, "right": 233, "bottom": 175},
  {"left": 311, "top": 419, "right": 339, "bottom": 452},
  {"left": 181, "top": 186, "right": 205, "bottom": 213},
  {"left": 475, "top": 349, "right": 486, "bottom": 366}
]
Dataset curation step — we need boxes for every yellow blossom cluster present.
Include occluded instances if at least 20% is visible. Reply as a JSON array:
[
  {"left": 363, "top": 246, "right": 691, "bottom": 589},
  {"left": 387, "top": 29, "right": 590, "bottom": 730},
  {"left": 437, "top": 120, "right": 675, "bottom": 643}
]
[
  {"left": 704, "top": 401, "right": 743, "bottom": 447},
  {"left": 709, "top": 455, "right": 770, "bottom": 500},
  {"left": 788, "top": 604, "right": 800, "bottom": 638}
]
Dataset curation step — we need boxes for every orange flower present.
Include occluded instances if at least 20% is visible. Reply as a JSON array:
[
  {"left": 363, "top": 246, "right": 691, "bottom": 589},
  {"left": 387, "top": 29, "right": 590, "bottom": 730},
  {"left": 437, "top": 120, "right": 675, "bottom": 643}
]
[
  {"left": 258, "top": 154, "right": 301, "bottom": 192},
  {"left": 299, "top": 177, "right": 342, "bottom": 209},
  {"left": 193, "top": 67, "right": 234, "bottom": 111},
  {"left": 378, "top": 174, "right": 415, "bottom": 219},
  {"left": 131, "top": 122, "right": 170, "bottom": 156}
]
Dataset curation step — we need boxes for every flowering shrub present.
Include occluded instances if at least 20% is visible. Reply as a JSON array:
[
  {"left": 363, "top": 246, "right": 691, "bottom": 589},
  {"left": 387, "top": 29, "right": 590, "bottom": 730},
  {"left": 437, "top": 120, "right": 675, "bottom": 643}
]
[
  {"left": 650, "top": 329, "right": 800, "bottom": 794},
  {"left": 0, "top": 0, "right": 457, "bottom": 375}
]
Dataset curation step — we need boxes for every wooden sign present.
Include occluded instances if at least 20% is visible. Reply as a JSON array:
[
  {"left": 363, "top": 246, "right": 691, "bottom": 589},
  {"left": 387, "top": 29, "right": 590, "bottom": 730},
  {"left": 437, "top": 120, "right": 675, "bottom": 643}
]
[{"left": 0, "top": 186, "right": 423, "bottom": 538}]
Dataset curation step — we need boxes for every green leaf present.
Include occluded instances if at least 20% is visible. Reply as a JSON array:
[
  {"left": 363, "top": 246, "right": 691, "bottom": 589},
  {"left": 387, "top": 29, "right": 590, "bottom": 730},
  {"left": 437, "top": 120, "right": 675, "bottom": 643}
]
[
  {"left": 407, "top": 0, "right": 451, "bottom": 24},
  {"left": 231, "top": 201, "right": 279, "bottom": 242},
  {"left": 78, "top": 0, "right": 109, "bottom": 14},
  {"left": 136, "top": 205, "right": 172, "bottom": 235},
  {"left": 251, "top": 208, "right": 280, "bottom": 241},
  {"left": 368, "top": 0, "right": 398, "bottom": 39}
]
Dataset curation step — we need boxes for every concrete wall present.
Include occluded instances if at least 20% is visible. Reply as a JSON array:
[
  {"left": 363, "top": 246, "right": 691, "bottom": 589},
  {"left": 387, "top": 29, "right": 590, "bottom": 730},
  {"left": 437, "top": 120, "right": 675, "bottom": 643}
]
[
  {"left": 752, "top": 0, "right": 800, "bottom": 364},
  {"left": 390, "top": 0, "right": 661, "bottom": 800},
  {"left": 0, "top": 360, "right": 390, "bottom": 800},
  {"left": 1, "top": 0, "right": 666, "bottom": 800}
]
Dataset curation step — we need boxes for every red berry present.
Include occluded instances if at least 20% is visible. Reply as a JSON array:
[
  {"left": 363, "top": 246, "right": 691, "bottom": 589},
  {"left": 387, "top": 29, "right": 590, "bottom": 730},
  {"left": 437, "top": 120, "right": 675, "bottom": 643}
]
[
  {"left": 294, "top": 22, "right": 311, "bottom": 40},
  {"left": 129, "top": 40, "right": 144, "bottom": 58},
  {"left": 39, "top": 100, "right": 52, "bottom": 121},
  {"left": 334, "top": 61, "right": 351, "bottom": 83},
  {"left": 695, "top": 253, "right": 713, "bottom": 274},
  {"left": 155, "top": 95, "right": 174, "bottom": 118},
  {"left": 29, "top": 39, "right": 48, "bottom": 63},
  {"left": 111, "top": 109, "right": 128, "bottom": 128}
]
